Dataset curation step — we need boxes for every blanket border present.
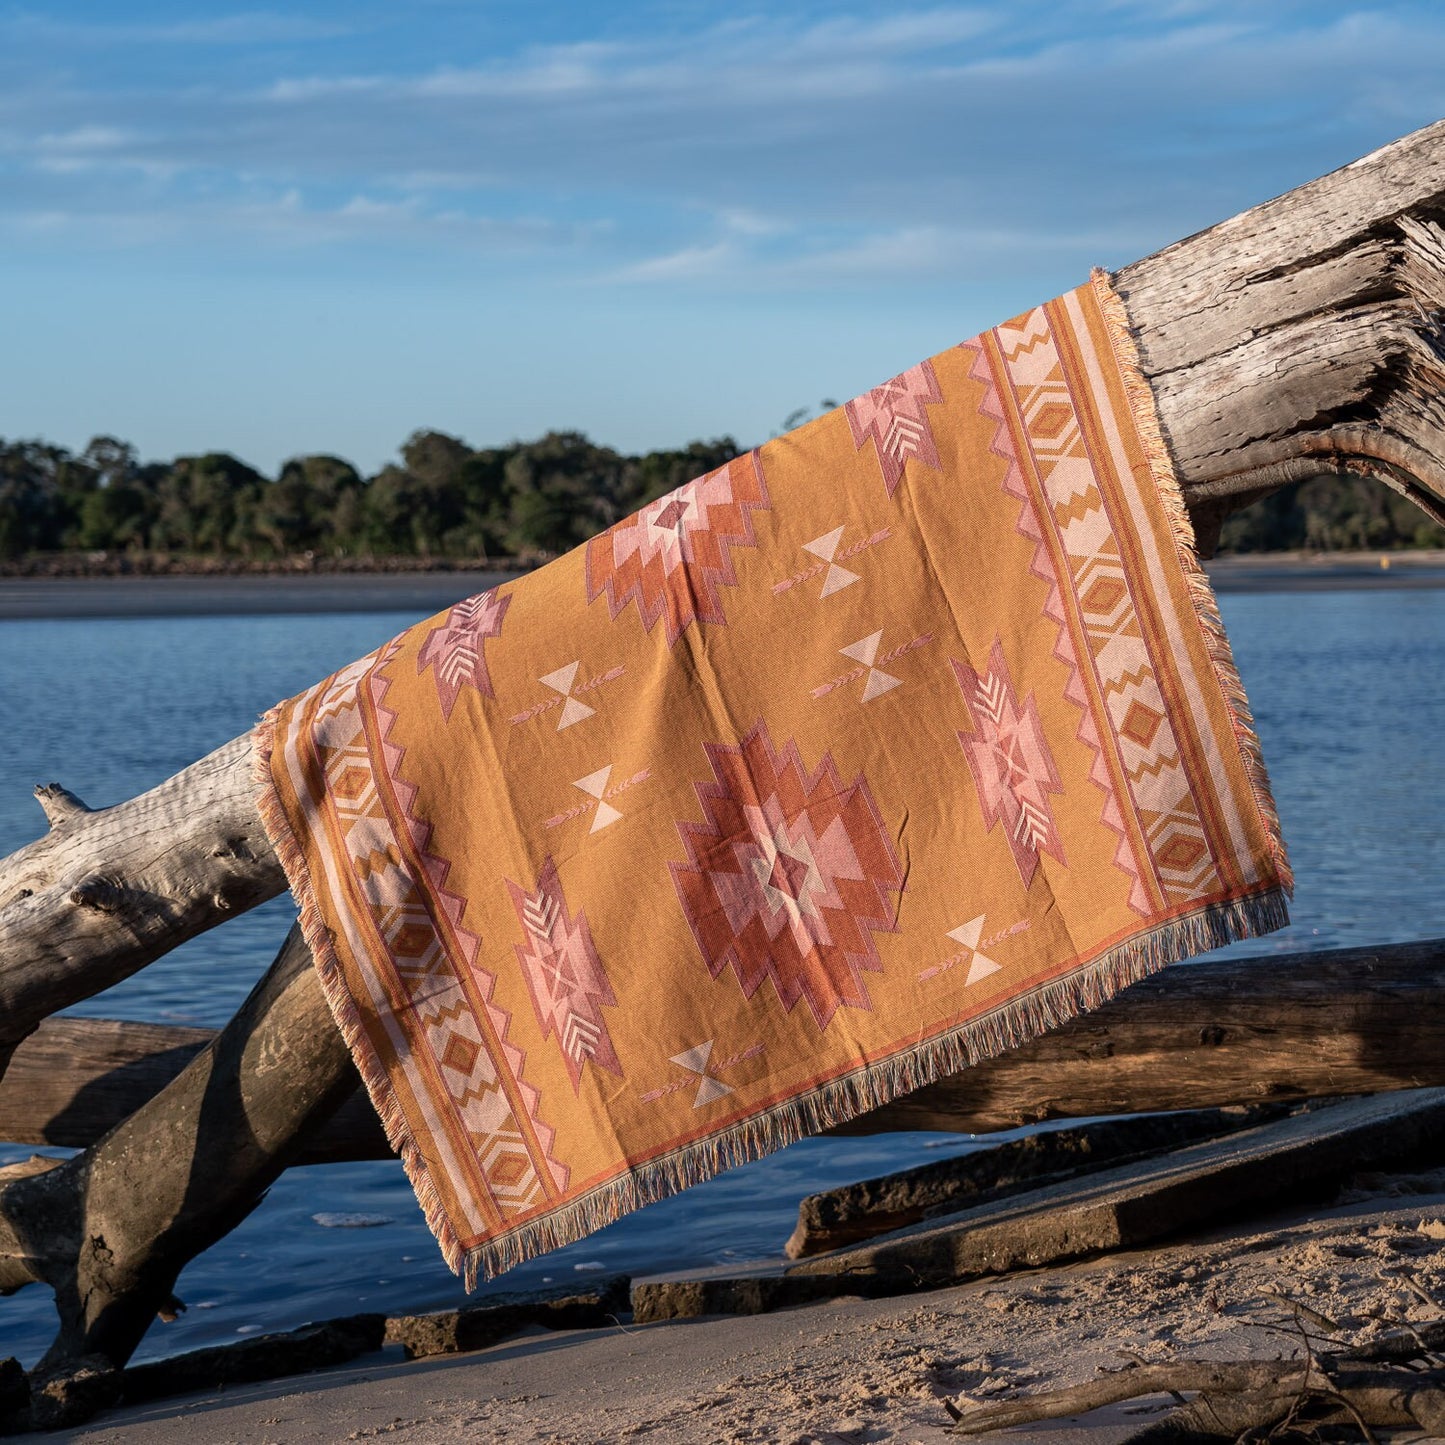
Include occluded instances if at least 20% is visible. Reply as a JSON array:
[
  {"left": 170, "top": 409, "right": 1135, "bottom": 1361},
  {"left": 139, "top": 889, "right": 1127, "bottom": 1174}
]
[{"left": 1090, "top": 268, "right": 1293, "bottom": 897}]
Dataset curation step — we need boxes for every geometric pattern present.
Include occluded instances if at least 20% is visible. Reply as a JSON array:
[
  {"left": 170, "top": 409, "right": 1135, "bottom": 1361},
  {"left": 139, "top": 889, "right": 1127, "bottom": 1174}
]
[
  {"left": 543, "top": 763, "right": 651, "bottom": 836},
  {"left": 509, "top": 661, "right": 626, "bottom": 731},
  {"left": 506, "top": 857, "right": 623, "bottom": 1094},
  {"left": 773, "top": 524, "right": 892, "bottom": 598},
  {"left": 586, "top": 451, "right": 770, "bottom": 646},
  {"left": 417, "top": 588, "right": 512, "bottom": 721},
  {"left": 255, "top": 274, "right": 1290, "bottom": 1290},
  {"left": 973, "top": 307, "right": 1222, "bottom": 908},
  {"left": 953, "top": 639, "right": 1067, "bottom": 889},
  {"left": 964, "top": 336, "right": 1151, "bottom": 914},
  {"left": 811, "top": 628, "right": 933, "bottom": 703},
  {"left": 917, "top": 915, "right": 1002, "bottom": 985},
  {"left": 306, "top": 659, "right": 566, "bottom": 1230},
  {"left": 639, "top": 1038, "right": 768, "bottom": 1109},
  {"left": 668, "top": 1040, "right": 733, "bottom": 1109},
  {"left": 845, "top": 359, "right": 945, "bottom": 498},
  {"left": 670, "top": 721, "right": 905, "bottom": 1031}
]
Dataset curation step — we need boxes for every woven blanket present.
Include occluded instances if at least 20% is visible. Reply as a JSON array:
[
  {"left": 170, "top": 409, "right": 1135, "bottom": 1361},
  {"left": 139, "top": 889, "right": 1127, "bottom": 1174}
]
[{"left": 255, "top": 274, "right": 1291, "bottom": 1285}]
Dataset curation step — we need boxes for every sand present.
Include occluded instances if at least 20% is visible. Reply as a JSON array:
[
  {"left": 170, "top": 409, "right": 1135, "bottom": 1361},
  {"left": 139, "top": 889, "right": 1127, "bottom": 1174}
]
[{"left": 56, "top": 1177, "right": 1445, "bottom": 1444}]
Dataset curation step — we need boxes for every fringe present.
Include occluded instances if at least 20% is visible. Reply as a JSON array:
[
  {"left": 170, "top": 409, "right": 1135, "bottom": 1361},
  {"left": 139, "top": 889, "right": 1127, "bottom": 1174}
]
[
  {"left": 251, "top": 703, "right": 469, "bottom": 1279},
  {"left": 1089, "top": 269, "right": 1293, "bottom": 898},
  {"left": 463, "top": 888, "right": 1290, "bottom": 1286}
]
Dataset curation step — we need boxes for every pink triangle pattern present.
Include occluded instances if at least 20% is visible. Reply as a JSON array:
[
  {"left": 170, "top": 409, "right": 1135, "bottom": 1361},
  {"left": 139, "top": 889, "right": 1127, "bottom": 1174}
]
[
  {"left": 961, "top": 338, "right": 1151, "bottom": 915},
  {"left": 844, "top": 359, "right": 945, "bottom": 498}
]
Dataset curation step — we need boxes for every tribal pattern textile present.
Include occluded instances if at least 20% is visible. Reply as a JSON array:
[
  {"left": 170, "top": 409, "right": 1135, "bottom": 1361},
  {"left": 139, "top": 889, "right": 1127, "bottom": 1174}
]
[{"left": 255, "top": 275, "right": 1291, "bottom": 1285}]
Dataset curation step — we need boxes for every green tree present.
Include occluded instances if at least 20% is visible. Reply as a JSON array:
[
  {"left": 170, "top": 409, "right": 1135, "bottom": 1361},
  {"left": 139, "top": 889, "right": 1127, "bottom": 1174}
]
[
  {"left": 502, "top": 432, "right": 625, "bottom": 554},
  {"left": 260, "top": 454, "right": 363, "bottom": 555},
  {"left": 151, "top": 453, "right": 266, "bottom": 554}
]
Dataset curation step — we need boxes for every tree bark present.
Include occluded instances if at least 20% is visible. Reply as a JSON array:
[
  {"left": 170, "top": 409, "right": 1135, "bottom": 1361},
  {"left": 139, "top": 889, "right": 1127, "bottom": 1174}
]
[
  {"left": 0, "top": 1017, "right": 388, "bottom": 1165},
  {"left": 0, "top": 925, "right": 356, "bottom": 1371},
  {"left": 0, "top": 738, "right": 285, "bottom": 1079},
  {"left": 1115, "top": 119, "right": 1445, "bottom": 553}
]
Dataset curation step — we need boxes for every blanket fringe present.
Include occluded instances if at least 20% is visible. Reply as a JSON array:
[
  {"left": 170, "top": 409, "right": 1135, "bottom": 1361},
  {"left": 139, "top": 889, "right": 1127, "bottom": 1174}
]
[
  {"left": 464, "top": 887, "right": 1288, "bottom": 1286},
  {"left": 251, "top": 705, "right": 468, "bottom": 1279},
  {"left": 1089, "top": 269, "right": 1292, "bottom": 898}
]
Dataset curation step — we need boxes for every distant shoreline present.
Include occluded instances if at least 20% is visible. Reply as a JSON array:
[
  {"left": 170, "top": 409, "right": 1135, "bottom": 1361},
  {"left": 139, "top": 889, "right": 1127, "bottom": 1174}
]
[
  {"left": 0, "top": 551, "right": 1442, "bottom": 621},
  {"left": 0, "top": 570, "right": 515, "bottom": 621},
  {"left": 1205, "top": 549, "right": 1445, "bottom": 593}
]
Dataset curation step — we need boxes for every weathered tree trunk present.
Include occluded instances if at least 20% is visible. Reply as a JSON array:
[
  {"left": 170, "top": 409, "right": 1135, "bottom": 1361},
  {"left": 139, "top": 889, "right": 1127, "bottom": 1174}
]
[
  {"left": 2, "top": 119, "right": 1445, "bottom": 1381},
  {"left": 5, "top": 938, "right": 1443, "bottom": 1155},
  {"left": 0, "top": 1016, "right": 387, "bottom": 1165},
  {"left": 0, "top": 738, "right": 285, "bottom": 1079},
  {"left": 0, "top": 925, "right": 356, "bottom": 1370},
  {"left": 1115, "top": 119, "right": 1445, "bottom": 554}
]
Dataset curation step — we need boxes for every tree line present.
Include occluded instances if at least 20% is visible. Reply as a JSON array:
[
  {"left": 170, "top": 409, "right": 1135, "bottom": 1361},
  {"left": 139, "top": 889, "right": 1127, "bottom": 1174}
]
[{"left": 0, "top": 428, "right": 1440, "bottom": 565}]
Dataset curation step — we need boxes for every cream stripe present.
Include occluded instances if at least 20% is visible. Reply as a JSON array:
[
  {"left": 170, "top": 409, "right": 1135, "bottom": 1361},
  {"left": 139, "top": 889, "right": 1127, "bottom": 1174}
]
[{"left": 1058, "top": 289, "right": 1259, "bottom": 883}]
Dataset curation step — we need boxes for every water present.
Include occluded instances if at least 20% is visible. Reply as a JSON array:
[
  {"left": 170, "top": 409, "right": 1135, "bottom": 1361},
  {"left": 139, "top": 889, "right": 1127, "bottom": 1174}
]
[{"left": 1, "top": 586, "right": 1441, "bottom": 1365}]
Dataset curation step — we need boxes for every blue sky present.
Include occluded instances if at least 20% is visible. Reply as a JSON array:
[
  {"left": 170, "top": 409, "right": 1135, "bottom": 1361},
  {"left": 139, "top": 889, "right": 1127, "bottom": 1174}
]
[{"left": 3, "top": 1, "right": 1443, "bottom": 476}]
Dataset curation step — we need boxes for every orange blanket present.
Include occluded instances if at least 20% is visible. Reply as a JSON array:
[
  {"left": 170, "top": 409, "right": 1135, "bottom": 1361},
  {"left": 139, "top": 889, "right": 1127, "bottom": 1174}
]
[{"left": 255, "top": 275, "right": 1290, "bottom": 1285}]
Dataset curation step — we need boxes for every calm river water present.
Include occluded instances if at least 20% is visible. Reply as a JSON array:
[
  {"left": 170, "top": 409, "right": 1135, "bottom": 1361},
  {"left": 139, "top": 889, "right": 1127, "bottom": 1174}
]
[{"left": 1, "top": 582, "right": 1441, "bottom": 1365}]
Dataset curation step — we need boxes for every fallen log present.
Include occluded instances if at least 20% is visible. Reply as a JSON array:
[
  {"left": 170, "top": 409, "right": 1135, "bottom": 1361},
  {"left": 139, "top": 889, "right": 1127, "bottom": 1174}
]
[
  {"left": 0, "top": 739, "right": 284, "bottom": 1079},
  {"left": 633, "top": 1087, "right": 1445, "bottom": 1323},
  {"left": 0, "top": 1016, "right": 390, "bottom": 1165},
  {"left": 1115, "top": 120, "right": 1445, "bottom": 554},
  {"left": 785, "top": 1103, "right": 1295, "bottom": 1258},
  {"left": 828, "top": 936, "right": 1445, "bottom": 1134},
  {"left": 0, "top": 925, "right": 356, "bottom": 1373},
  {"left": 5, "top": 939, "right": 1443, "bottom": 1159},
  {"left": 948, "top": 1319, "right": 1445, "bottom": 1438},
  {"left": 789, "top": 1089, "right": 1445, "bottom": 1291}
]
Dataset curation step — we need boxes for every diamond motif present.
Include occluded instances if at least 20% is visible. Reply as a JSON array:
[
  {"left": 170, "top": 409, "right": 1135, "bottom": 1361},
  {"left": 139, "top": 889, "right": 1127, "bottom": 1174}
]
[
  {"left": 1120, "top": 699, "right": 1165, "bottom": 749},
  {"left": 671, "top": 721, "right": 904, "bottom": 1031},
  {"left": 1158, "top": 833, "right": 1208, "bottom": 871}
]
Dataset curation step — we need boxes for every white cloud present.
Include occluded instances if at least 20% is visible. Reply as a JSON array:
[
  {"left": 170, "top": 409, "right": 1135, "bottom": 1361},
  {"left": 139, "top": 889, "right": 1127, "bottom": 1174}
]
[{"left": 3, "top": 3, "right": 1444, "bottom": 282}]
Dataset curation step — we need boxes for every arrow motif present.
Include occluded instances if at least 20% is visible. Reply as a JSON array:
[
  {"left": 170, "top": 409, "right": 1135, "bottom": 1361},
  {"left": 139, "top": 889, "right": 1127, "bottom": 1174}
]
[
  {"left": 802, "top": 527, "right": 861, "bottom": 597},
  {"left": 919, "top": 915, "right": 1003, "bottom": 985},
  {"left": 669, "top": 1040, "right": 735, "bottom": 1109}
]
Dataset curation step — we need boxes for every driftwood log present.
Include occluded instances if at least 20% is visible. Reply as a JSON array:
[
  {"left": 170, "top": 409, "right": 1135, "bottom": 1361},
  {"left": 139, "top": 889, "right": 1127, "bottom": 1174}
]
[
  {"left": 2, "top": 119, "right": 1445, "bottom": 1382},
  {"left": 947, "top": 1318, "right": 1445, "bottom": 1439},
  {"left": 3, "top": 938, "right": 1442, "bottom": 1158},
  {"left": 0, "top": 926, "right": 355, "bottom": 1372}
]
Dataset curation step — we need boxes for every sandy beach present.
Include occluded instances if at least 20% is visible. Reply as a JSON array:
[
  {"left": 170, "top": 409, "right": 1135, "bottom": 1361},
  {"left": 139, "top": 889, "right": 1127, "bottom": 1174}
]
[
  {"left": 0, "top": 553, "right": 1442, "bottom": 621},
  {"left": 54, "top": 1178, "right": 1445, "bottom": 1444}
]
